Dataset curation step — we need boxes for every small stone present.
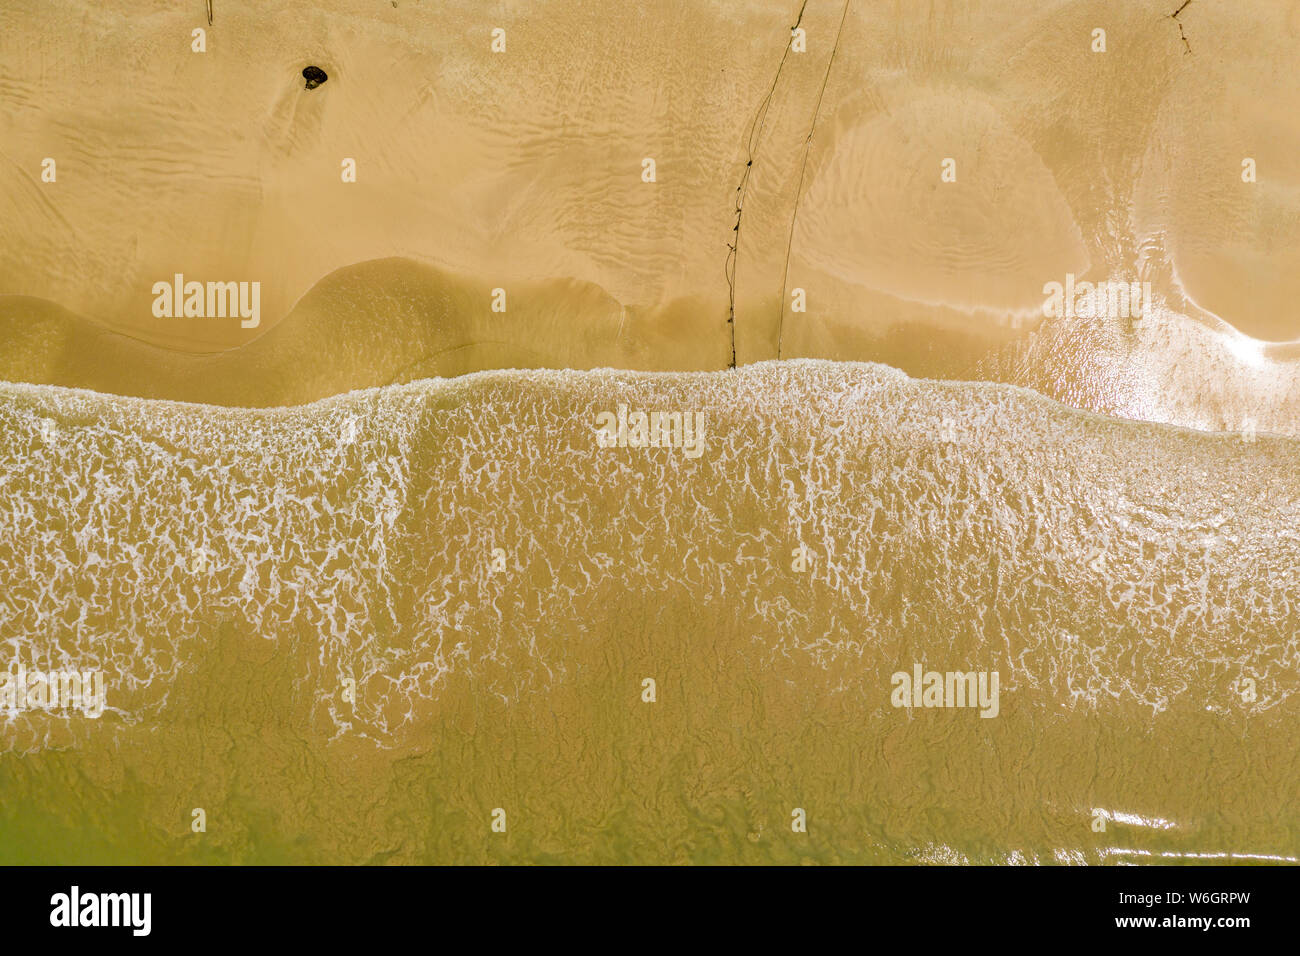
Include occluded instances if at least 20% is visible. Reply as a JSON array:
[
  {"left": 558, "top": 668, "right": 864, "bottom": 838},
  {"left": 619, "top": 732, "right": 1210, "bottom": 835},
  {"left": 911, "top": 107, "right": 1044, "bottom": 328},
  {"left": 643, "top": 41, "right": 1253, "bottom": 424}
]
[{"left": 302, "top": 66, "right": 328, "bottom": 90}]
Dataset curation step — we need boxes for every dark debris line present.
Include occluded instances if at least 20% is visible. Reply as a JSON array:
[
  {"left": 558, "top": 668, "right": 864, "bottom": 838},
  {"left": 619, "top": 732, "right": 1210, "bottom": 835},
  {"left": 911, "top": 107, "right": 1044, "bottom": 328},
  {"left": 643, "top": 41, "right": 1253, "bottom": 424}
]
[
  {"left": 776, "top": 0, "right": 851, "bottom": 361},
  {"left": 1170, "top": 1, "right": 1194, "bottom": 55},
  {"left": 726, "top": 0, "right": 811, "bottom": 371}
]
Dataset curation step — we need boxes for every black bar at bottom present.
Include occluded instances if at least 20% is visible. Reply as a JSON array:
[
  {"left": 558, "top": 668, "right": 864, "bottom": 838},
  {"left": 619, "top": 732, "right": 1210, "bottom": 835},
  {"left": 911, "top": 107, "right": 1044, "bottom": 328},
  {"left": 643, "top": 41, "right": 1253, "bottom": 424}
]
[{"left": 0, "top": 864, "right": 1288, "bottom": 943}]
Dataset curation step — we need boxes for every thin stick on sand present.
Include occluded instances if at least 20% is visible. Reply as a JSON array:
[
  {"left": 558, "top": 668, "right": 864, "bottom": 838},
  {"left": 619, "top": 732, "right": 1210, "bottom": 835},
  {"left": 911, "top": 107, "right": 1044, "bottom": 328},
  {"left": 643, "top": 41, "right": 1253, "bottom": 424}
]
[{"left": 206, "top": 0, "right": 213, "bottom": 26}]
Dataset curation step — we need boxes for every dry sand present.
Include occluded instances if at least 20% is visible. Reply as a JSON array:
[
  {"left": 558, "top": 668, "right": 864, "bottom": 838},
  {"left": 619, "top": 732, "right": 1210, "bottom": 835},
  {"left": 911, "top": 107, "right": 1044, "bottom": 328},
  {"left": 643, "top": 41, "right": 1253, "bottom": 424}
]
[{"left": 1, "top": 0, "right": 1299, "bottom": 429}]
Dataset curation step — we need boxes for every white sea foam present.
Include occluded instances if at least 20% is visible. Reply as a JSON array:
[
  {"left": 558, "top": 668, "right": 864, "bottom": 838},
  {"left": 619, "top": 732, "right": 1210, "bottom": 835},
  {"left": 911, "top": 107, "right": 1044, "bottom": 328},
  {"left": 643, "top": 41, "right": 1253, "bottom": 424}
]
[{"left": 1, "top": 360, "right": 1298, "bottom": 754}]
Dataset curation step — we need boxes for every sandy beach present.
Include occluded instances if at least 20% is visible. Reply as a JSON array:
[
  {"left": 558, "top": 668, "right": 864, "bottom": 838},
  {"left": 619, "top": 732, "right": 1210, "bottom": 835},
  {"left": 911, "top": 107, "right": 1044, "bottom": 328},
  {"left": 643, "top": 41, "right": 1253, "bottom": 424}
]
[
  {"left": 3, "top": 0, "right": 1300, "bottom": 866},
  {"left": 0, "top": 0, "right": 1297, "bottom": 428}
]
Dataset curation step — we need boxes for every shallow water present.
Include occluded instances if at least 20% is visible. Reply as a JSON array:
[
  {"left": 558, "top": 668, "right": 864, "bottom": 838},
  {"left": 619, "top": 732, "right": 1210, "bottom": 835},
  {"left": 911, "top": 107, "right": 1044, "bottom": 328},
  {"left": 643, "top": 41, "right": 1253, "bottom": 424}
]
[{"left": 1, "top": 360, "right": 1297, "bottom": 863}]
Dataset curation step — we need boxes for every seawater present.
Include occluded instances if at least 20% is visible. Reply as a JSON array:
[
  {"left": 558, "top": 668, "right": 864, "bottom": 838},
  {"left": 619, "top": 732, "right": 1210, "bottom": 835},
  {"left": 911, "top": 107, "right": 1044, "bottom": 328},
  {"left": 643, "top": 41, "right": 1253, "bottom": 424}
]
[{"left": 1, "top": 360, "right": 1297, "bottom": 864}]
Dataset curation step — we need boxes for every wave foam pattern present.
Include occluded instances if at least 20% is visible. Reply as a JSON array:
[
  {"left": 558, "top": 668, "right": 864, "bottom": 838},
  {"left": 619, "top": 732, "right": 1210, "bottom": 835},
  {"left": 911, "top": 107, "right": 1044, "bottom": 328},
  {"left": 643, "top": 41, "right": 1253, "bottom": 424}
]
[
  {"left": 2, "top": 361, "right": 1300, "bottom": 860},
  {"left": 2, "top": 361, "right": 1298, "bottom": 743}
]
